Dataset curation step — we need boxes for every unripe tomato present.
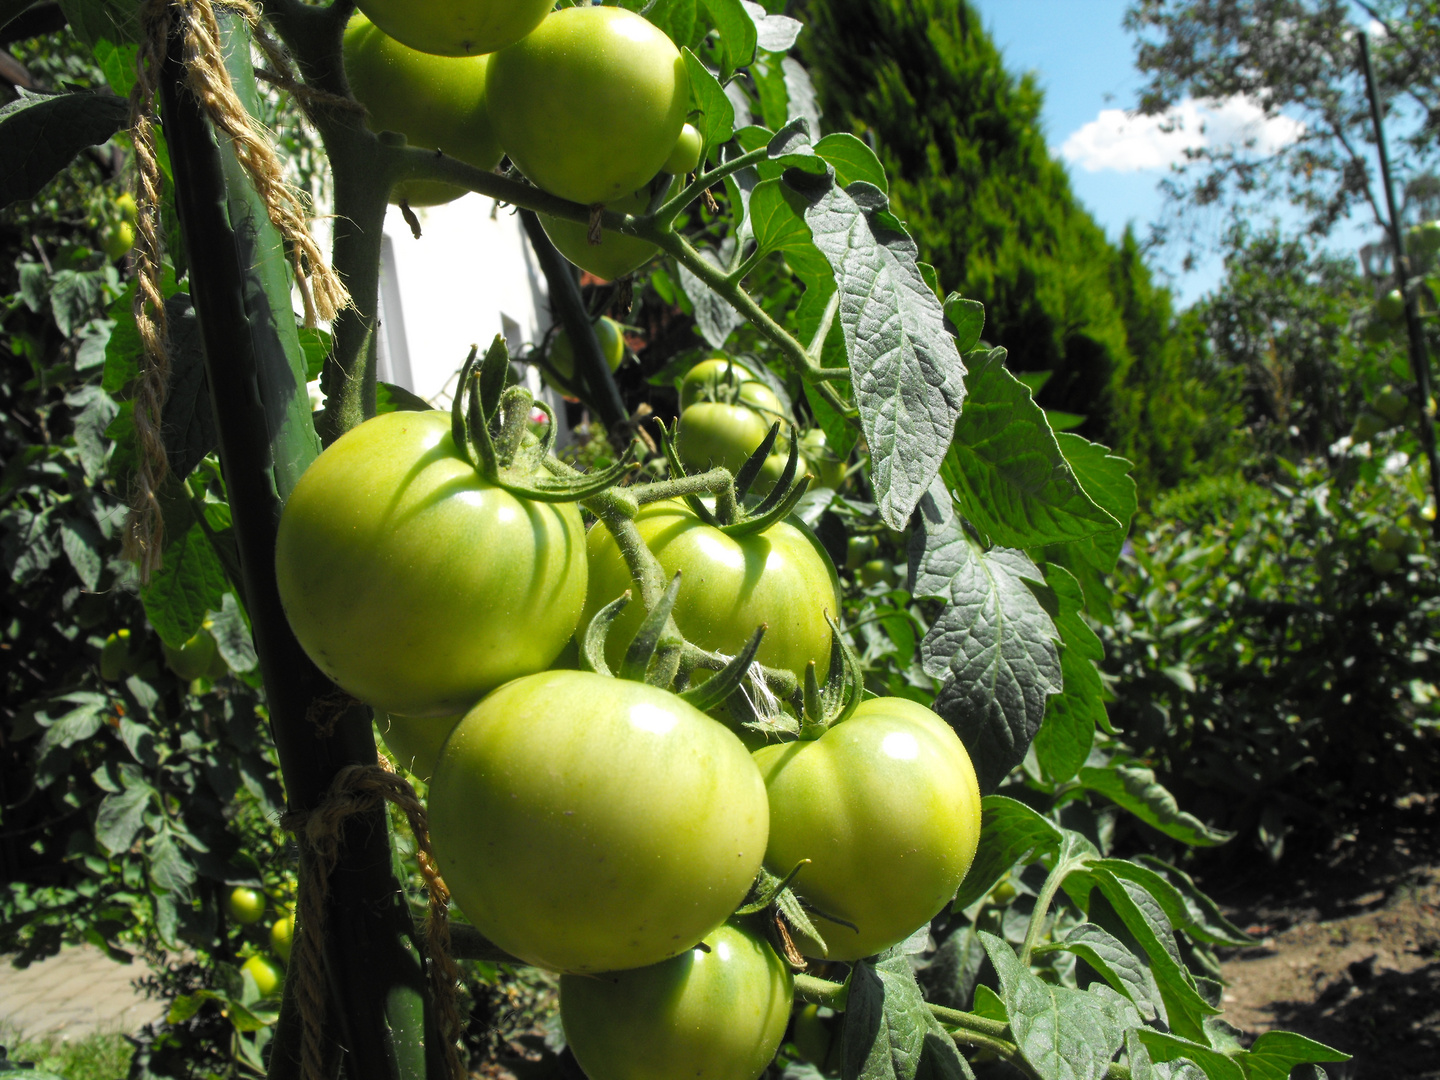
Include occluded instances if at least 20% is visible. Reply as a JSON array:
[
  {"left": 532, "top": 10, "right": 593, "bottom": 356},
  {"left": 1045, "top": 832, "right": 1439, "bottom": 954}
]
[
  {"left": 379, "top": 712, "right": 462, "bottom": 780},
  {"left": 429, "top": 670, "right": 768, "bottom": 973},
  {"left": 114, "top": 191, "right": 138, "bottom": 222},
  {"left": 486, "top": 6, "right": 689, "bottom": 205},
  {"left": 800, "top": 429, "right": 846, "bottom": 490},
  {"left": 227, "top": 887, "right": 266, "bottom": 926},
  {"left": 858, "top": 558, "right": 893, "bottom": 587},
  {"left": 539, "top": 183, "right": 666, "bottom": 281},
  {"left": 275, "top": 410, "right": 588, "bottom": 718},
  {"left": 1377, "top": 288, "right": 1406, "bottom": 324},
  {"left": 354, "top": 0, "right": 551, "bottom": 57},
  {"left": 755, "top": 451, "right": 807, "bottom": 497},
  {"left": 677, "top": 357, "right": 765, "bottom": 409},
  {"left": 561, "top": 922, "right": 793, "bottom": 1080},
  {"left": 676, "top": 403, "right": 780, "bottom": 477},
  {"left": 792, "top": 1004, "right": 842, "bottom": 1072},
  {"left": 582, "top": 500, "right": 842, "bottom": 685},
  {"left": 845, "top": 535, "right": 876, "bottom": 571},
  {"left": 270, "top": 914, "right": 295, "bottom": 964},
  {"left": 753, "top": 697, "right": 982, "bottom": 961},
  {"left": 663, "top": 123, "right": 704, "bottom": 175},
  {"left": 549, "top": 316, "right": 626, "bottom": 385},
  {"left": 163, "top": 625, "right": 218, "bottom": 681},
  {"left": 102, "top": 220, "right": 134, "bottom": 261},
  {"left": 1378, "top": 523, "right": 1409, "bottom": 553},
  {"left": 1352, "top": 409, "right": 1390, "bottom": 442},
  {"left": 1409, "top": 219, "right": 1440, "bottom": 257},
  {"left": 1369, "top": 548, "right": 1400, "bottom": 574},
  {"left": 242, "top": 954, "right": 284, "bottom": 998},
  {"left": 343, "top": 14, "right": 504, "bottom": 208},
  {"left": 99, "top": 628, "right": 134, "bottom": 681}
]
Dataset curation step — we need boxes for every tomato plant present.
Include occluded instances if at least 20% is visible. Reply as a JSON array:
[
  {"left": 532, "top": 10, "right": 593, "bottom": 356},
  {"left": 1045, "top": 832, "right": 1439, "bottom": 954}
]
[
  {"left": 582, "top": 500, "right": 842, "bottom": 684},
  {"left": 427, "top": 670, "right": 768, "bottom": 973},
  {"left": 549, "top": 315, "right": 626, "bottom": 383},
  {"left": 271, "top": 914, "right": 295, "bottom": 964},
  {"left": 227, "top": 887, "right": 267, "bottom": 926},
  {"left": 753, "top": 696, "right": 983, "bottom": 960},
  {"left": 354, "top": 0, "right": 552, "bottom": 57},
  {"left": 677, "top": 357, "right": 767, "bottom": 409},
  {"left": 485, "top": 5, "right": 689, "bottom": 205},
  {"left": 663, "top": 122, "right": 704, "bottom": 175},
  {"left": 274, "top": 409, "right": 588, "bottom": 718},
  {"left": 560, "top": 921, "right": 793, "bottom": 1080},
  {"left": 343, "top": 13, "right": 503, "bottom": 207},
  {"left": 675, "top": 401, "right": 777, "bottom": 476},
  {"left": 242, "top": 954, "right": 285, "bottom": 998}
]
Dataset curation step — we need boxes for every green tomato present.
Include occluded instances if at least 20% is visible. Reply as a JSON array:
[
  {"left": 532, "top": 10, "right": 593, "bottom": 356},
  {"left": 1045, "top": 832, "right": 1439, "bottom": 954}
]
[
  {"left": 344, "top": 13, "right": 504, "bottom": 208},
  {"left": 486, "top": 6, "right": 689, "bottom": 206},
  {"left": 663, "top": 122, "right": 704, "bottom": 175},
  {"left": 163, "top": 626, "right": 219, "bottom": 682},
  {"left": 845, "top": 535, "right": 876, "bottom": 571},
  {"left": 99, "top": 628, "right": 134, "bottom": 682},
  {"left": 753, "top": 696, "right": 982, "bottom": 961},
  {"left": 275, "top": 410, "right": 588, "bottom": 718},
  {"left": 114, "top": 191, "right": 138, "bottom": 222},
  {"left": 549, "top": 316, "right": 627, "bottom": 388},
  {"left": 582, "top": 500, "right": 842, "bottom": 685},
  {"left": 800, "top": 429, "right": 846, "bottom": 490},
  {"left": 242, "top": 954, "right": 284, "bottom": 998},
  {"left": 858, "top": 558, "right": 893, "bottom": 587},
  {"left": 1369, "top": 548, "right": 1401, "bottom": 574},
  {"left": 989, "top": 878, "right": 1018, "bottom": 905},
  {"left": 1409, "top": 219, "right": 1440, "bottom": 257},
  {"left": 677, "top": 358, "right": 763, "bottom": 409},
  {"left": 227, "top": 887, "right": 266, "bottom": 926},
  {"left": 1374, "top": 386, "right": 1411, "bottom": 424},
  {"left": 380, "top": 712, "right": 463, "bottom": 780},
  {"left": 561, "top": 921, "right": 793, "bottom": 1080},
  {"left": 270, "top": 914, "right": 295, "bottom": 964},
  {"left": 539, "top": 181, "right": 670, "bottom": 281},
  {"left": 754, "top": 451, "right": 807, "bottom": 497},
  {"left": 1377, "top": 288, "right": 1406, "bottom": 324},
  {"left": 354, "top": 0, "right": 551, "bottom": 57},
  {"left": 429, "top": 670, "right": 768, "bottom": 973},
  {"left": 1378, "top": 523, "right": 1409, "bottom": 553},
  {"left": 792, "top": 1004, "right": 842, "bottom": 1072},
  {"left": 102, "top": 220, "right": 134, "bottom": 261},
  {"left": 676, "top": 402, "right": 790, "bottom": 477}
]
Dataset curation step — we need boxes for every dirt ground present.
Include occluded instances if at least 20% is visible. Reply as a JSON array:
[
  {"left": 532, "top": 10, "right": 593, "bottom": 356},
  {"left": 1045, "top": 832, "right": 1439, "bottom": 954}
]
[{"left": 1200, "top": 793, "right": 1440, "bottom": 1079}]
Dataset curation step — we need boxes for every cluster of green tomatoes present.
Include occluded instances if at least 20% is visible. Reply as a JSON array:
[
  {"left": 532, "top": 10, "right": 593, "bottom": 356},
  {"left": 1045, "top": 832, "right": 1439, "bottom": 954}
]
[
  {"left": 272, "top": 345, "right": 984, "bottom": 1079},
  {"left": 342, "top": 0, "right": 702, "bottom": 280},
  {"left": 224, "top": 885, "right": 295, "bottom": 999}
]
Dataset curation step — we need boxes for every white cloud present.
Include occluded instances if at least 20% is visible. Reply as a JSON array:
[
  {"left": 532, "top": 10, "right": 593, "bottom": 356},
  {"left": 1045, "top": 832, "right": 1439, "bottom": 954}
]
[{"left": 1059, "top": 96, "right": 1305, "bottom": 173}]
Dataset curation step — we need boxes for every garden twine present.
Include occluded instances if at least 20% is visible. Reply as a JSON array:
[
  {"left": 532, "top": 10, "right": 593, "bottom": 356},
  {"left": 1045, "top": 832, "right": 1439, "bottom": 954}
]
[
  {"left": 124, "top": 0, "right": 349, "bottom": 579},
  {"left": 280, "top": 758, "right": 466, "bottom": 1080}
]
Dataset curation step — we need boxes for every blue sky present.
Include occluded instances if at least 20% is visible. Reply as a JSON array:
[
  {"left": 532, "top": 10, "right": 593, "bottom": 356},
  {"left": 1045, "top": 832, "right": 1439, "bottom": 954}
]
[{"left": 968, "top": 0, "right": 1380, "bottom": 308}]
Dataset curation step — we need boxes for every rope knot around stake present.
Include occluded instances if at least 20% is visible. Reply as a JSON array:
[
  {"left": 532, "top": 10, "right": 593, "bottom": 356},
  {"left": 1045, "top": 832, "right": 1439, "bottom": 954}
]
[{"left": 279, "top": 759, "right": 465, "bottom": 1080}]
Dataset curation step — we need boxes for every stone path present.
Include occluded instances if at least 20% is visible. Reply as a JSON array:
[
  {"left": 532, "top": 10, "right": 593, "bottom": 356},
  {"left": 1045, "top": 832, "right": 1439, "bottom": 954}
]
[{"left": 0, "top": 946, "right": 164, "bottom": 1044}]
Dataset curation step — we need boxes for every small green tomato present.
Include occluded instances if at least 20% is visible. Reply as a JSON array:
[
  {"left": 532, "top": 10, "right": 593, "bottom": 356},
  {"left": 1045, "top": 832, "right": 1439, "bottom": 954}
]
[{"left": 662, "top": 123, "right": 703, "bottom": 175}]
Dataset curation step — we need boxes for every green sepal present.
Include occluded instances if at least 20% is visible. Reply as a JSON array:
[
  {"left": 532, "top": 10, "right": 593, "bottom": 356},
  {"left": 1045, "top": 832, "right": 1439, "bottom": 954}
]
[
  {"left": 580, "top": 592, "right": 632, "bottom": 677},
  {"left": 619, "top": 572, "right": 684, "bottom": 683},
  {"left": 677, "top": 623, "right": 767, "bottom": 712},
  {"left": 735, "top": 862, "right": 810, "bottom": 916},
  {"left": 732, "top": 420, "right": 784, "bottom": 500}
]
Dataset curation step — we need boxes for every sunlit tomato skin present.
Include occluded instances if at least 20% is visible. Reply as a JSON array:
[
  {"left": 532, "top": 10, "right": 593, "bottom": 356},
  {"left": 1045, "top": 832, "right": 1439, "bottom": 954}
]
[
  {"left": 561, "top": 922, "right": 793, "bottom": 1080},
  {"left": 582, "top": 501, "right": 841, "bottom": 684},
  {"left": 379, "top": 712, "right": 463, "bottom": 780},
  {"left": 549, "top": 316, "right": 626, "bottom": 385},
  {"left": 800, "top": 428, "right": 847, "bottom": 490},
  {"left": 227, "top": 887, "right": 266, "bottom": 925},
  {"left": 486, "top": 6, "right": 689, "bottom": 205},
  {"left": 242, "top": 954, "right": 284, "bottom": 997},
  {"left": 754, "top": 451, "right": 807, "bottom": 497},
  {"left": 270, "top": 914, "right": 295, "bottom": 964},
  {"left": 663, "top": 123, "right": 704, "bottom": 175},
  {"left": 753, "top": 697, "right": 982, "bottom": 961},
  {"left": 274, "top": 410, "right": 587, "bottom": 718},
  {"left": 343, "top": 14, "right": 503, "bottom": 207},
  {"left": 163, "top": 624, "right": 218, "bottom": 681},
  {"left": 540, "top": 183, "right": 666, "bottom": 281},
  {"left": 429, "top": 670, "right": 769, "bottom": 974},
  {"left": 677, "top": 358, "right": 768, "bottom": 410},
  {"left": 676, "top": 403, "right": 774, "bottom": 477},
  {"left": 355, "top": 0, "right": 551, "bottom": 57}
]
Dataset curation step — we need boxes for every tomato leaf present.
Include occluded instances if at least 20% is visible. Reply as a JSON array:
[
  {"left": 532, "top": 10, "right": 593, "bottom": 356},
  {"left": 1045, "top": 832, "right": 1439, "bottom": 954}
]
[
  {"left": 682, "top": 48, "right": 734, "bottom": 155},
  {"left": 909, "top": 482, "right": 1062, "bottom": 792},
  {"left": 1134, "top": 857, "right": 1253, "bottom": 947},
  {"left": 1135, "top": 1032, "right": 1244, "bottom": 1080},
  {"left": 749, "top": 177, "right": 815, "bottom": 260},
  {"left": 814, "top": 132, "right": 887, "bottom": 194},
  {"left": 796, "top": 171, "right": 965, "bottom": 531},
  {"left": 981, "top": 931, "right": 1123, "bottom": 1080},
  {"left": 1078, "top": 765, "right": 1233, "bottom": 847},
  {"left": 0, "top": 87, "right": 129, "bottom": 209},
  {"left": 700, "top": 0, "right": 757, "bottom": 81},
  {"left": 944, "top": 349, "right": 1118, "bottom": 550},
  {"left": 943, "top": 295, "right": 984, "bottom": 353},
  {"left": 742, "top": 0, "right": 802, "bottom": 52},
  {"left": 141, "top": 501, "right": 230, "bottom": 650},
  {"left": 1238, "top": 1032, "right": 1351, "bottom": 1080},
  {"left": 1040, "top": 434, "right": 1137, "bottom": 622},
  {"left": 841, "top": 951, "right": 974, "bottom": 1080},
  {"left": 951, "top": 795, "right": 1062, "bottom": 911},
  {"left": 1034, "top": 922, "right": 1162, "bottom": 1022},
  {"left": 676, "top": 243, "right": 744, "bottom": 348},
  {"left": 95, "top": 782, "right": 153, "bottom": 854},
  {"left": 1033, "top": 646, "right": 1104, "bottom": 782}
]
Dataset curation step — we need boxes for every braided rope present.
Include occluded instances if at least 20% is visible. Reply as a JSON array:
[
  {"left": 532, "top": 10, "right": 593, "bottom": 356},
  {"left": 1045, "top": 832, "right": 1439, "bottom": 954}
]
[
  {"left": 281, "top": 759, "right": 466, "bottom": 1080},
  {"left": 122, "top": 0, "right": 350, "bottom": 578}
]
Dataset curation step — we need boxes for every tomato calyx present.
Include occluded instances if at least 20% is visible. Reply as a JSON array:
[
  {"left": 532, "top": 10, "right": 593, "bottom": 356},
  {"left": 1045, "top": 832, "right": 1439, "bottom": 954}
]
[
  {"left": 733, "top": 863, "right": 859, "bottom": 966},
  {"left": 658, "top": 418, "right": 811, "bottom": 537},
  {"left": 580, "top": 571, "right": 770, "bottom": 717},
  {"left": 451, "top": 335, "right": 633, "bottom": 502},
  {"left": 799, "top": 612, "right": 865, "bottom": 739}
]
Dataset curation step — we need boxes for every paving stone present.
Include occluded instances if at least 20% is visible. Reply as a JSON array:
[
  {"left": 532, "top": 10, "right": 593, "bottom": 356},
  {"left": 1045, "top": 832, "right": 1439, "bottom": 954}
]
[{"left": 0, "top": 946, "right": 165, "bottom": 1042}]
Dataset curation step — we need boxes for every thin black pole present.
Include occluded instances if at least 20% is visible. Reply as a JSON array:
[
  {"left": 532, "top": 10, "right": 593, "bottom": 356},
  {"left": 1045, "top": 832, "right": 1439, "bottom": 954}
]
[{"left": 1359, "top": 31, "right": 1440, "bottom": 538}]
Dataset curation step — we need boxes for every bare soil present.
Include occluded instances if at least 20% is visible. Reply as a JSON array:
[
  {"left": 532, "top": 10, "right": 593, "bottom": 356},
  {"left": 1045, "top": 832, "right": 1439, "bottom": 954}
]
[{"left": 1199, "top": 793, "right": 1440, "bottom": 1079}]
